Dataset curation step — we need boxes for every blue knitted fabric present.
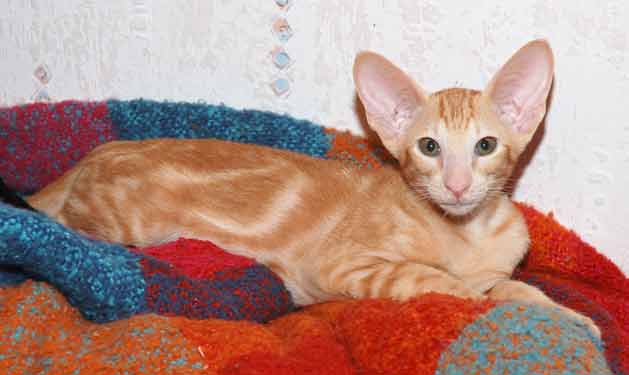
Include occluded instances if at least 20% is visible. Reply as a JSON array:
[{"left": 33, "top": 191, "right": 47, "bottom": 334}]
[
  {"left": 0, "top": 202, "right": 147, "bottom": 322},
  {"left": 107, "top": 99, "right": 331, "bottom": 158},
  {"left": 436, "top": 303, "right": 609, "bottom": 374}
]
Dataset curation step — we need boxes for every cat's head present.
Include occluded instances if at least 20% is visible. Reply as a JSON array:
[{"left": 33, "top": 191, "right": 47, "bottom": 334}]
[{"left": 353, "top": 40, "right": 554, "bottom": 216}]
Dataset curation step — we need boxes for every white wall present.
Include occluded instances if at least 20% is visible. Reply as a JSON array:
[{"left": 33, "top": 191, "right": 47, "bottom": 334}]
[{"left": 1, "top": 1, "right": 628, "bottom": 275}]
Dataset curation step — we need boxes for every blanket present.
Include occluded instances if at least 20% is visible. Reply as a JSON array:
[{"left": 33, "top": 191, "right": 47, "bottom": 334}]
[{"left": 0, "top": 100, "right": 627, "bottom": 374}]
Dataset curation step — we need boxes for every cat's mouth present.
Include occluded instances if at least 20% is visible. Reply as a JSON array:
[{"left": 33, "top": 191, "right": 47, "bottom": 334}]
[{"left": 438, "top": 201, "right": 479, "bottom": 216}]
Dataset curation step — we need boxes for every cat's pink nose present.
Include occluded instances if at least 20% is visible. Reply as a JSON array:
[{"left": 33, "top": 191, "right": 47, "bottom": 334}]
[
  {"left": 443, "top": 159, "right": 472, "bottom": 200},
  {"left": 445, "top": 180, "right": 470, "bottom": 200}
]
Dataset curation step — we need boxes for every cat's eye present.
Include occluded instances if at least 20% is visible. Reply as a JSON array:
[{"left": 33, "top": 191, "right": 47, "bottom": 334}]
[
  {"left": 417, "top": 137, "right": 441, "bottom": 157},
  {"left": 475, "top": 137, "right": 498, "bottom": 156}
]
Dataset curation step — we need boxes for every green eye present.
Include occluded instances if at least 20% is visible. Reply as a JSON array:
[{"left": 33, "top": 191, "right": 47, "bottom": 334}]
[
  {"left": 418, "top": 137, "right": 441, "bottom": 157},
  {"left": 475, "top": 137, "right": 498, "bottom": 156}
]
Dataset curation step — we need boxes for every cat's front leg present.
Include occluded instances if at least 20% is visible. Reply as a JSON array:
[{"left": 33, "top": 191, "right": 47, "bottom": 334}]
[
  {"left": 327, "top": 261, "right": 485, "bottom": 301},
  {"left": 487, "top": 279, "right": 600, "bottom": 338}
]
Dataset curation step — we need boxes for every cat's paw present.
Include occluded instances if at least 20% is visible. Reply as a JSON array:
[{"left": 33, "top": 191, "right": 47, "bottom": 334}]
[{"left": 421, "top": 280, "right": 486, "bottom": 300}]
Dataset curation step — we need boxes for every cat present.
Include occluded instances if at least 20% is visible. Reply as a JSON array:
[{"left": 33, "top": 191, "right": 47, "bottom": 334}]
[
  {"left": 0, "top": 177, "right": 36, "bottom": 211},
  {"left": 26, "top": 40, "right": 599, "bottom": 337}
]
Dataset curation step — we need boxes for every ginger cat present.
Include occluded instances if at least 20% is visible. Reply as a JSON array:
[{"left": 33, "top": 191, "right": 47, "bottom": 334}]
[{"left": 28, "top": 40, "right": 599, "bottom": 336}]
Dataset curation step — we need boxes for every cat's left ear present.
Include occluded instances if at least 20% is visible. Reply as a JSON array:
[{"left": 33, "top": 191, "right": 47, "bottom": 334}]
[{"left": 483, "top": 39, "right": 554, "bottom": 138}]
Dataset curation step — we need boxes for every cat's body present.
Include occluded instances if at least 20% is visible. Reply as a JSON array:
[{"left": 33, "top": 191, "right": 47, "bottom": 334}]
[
  {"left": 26, "top": 40, "right": 600, "bottom": 336},
  {"left": 28, "top": 135, "right": 525, "bottom": 305}
]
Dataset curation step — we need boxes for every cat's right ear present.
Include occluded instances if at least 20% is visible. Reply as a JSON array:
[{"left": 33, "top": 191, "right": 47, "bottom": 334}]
[
  {"left": 353, "top": 52, "right": 427, "bottom": 159},
  {"left": 483, "top": 39, "right": 554, "bottom": 141}
]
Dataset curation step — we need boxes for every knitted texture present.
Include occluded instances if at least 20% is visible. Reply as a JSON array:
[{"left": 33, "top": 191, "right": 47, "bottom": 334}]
[
  {"left": 436, "top": 303, "right": 607, "bottom": 374},
  {"left": 0, "top": 101, "right": 114, "bottom": 193},
  {"left": 513, "top": 203, "right": 629, "bottom": 375},
  {"left": 0, "top": 285, "right": 612, "bottom": 375},
  {"left": 107, "top": 99, "right": 331, "bottom": 158},
  {"left": 0, "top": 281, "right": 207, "bottom": 374},
  {"left": 0, "top": 100, "right": 626, "bottom": 374},
  {"left": 0, "top": 203, "right": 148, "bottom": 321}
]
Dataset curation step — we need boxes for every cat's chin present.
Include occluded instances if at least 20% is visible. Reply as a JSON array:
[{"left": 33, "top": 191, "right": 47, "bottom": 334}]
[{"left": 438, "top": 202, "right": 479, "bottom": 217}]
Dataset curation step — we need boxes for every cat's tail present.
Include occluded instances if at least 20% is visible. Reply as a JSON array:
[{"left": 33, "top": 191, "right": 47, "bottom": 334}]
[{"left": 0, "top": 177, "right": 37, "bottom": 211}]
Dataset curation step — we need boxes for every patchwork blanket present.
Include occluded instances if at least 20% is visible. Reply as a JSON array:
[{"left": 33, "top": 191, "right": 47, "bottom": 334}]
[{"left": 0, "top": 100, "right": 627, "bottom": 374}]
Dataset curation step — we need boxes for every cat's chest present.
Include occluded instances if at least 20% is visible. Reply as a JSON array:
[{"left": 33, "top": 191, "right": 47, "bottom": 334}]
[{"left": 441, "top": 201, "right": 529, "bottom": 284}]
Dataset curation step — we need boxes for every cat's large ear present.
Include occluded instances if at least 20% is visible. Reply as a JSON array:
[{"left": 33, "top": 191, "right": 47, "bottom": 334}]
[
  {"left": 484, "top": 39, "right": 554, "bottom": 138},
  {"left": 353, "top": 52, "right": 428, "bottom": 159}
]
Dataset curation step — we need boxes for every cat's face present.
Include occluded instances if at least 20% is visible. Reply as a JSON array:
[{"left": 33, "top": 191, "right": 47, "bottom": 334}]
[
  {"left": 397, "top": 89, "right": 519, "bottom": 216},
  {"left": 354, "top": 40, "right": 554, "bottom": 217}
]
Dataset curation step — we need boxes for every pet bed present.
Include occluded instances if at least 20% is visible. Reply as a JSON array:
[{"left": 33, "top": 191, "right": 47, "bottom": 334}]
[{"left": 0, "top": 100, "right": 627, "bottom": 374}]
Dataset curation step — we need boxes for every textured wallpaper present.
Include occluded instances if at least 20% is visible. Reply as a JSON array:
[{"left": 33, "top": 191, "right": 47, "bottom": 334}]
[{"left": 1, "top": 0, "right": 628, "bottom": 274}]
